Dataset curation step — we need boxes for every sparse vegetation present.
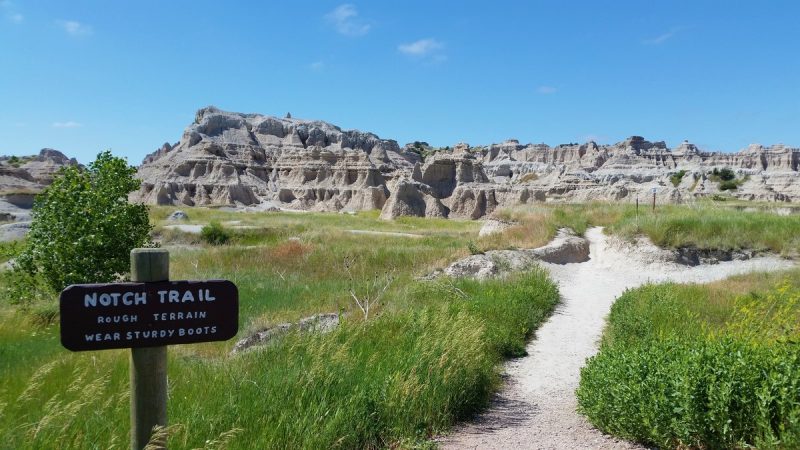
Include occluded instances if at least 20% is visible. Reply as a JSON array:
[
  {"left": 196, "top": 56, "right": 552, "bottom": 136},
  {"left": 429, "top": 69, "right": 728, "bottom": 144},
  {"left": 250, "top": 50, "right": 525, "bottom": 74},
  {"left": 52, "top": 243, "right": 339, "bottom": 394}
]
[
  {"left": 578, "top": 271, "right": 800, "bottom": 449},
  {"left": 517, "top": 172, "right": 539, "bottom": 183}
]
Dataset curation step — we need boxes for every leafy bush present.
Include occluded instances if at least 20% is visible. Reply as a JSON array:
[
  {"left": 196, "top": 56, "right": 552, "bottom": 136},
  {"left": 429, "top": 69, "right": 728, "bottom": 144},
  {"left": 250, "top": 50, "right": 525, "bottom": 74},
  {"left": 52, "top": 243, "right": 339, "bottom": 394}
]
[
  {"left": 711, "top": 167, "right": 736, "bottom": 181},
  {"left": 578, "top": 338, "right": 800, "bottom": 449},
  {"left": 577, "top": 281, "right": 800, "bottom": 449},
  {"left": 14, "top": 151, "right": 152, "bottom": 293},
  {"left": 719, "top": 179, "right": 739, "bottom": 190},
  {"left": 669, "top": 170, "right": 687, "bottom": 187},
  {"left": 201, "top": 221, "right": 231, "bottom": 245}
]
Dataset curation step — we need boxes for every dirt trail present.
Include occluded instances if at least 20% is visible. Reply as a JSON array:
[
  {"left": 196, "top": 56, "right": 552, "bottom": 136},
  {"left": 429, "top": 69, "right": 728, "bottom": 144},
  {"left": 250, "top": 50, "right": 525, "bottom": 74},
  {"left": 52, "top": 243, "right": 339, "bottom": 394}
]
[{"left": 441, "top": 227, "right": 794, "bottom": 450}]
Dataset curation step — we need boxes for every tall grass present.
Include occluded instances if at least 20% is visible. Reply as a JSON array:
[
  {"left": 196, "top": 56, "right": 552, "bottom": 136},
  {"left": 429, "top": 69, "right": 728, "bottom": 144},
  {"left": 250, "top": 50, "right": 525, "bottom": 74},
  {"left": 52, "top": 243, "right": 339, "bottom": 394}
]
[
  {"left": 578, "top": 270, "right": 800, "bottom": 449},
  {"left": 0, "top": 270, "right": 557, "bottom": 449},
  {"left": 0, "top": 207, "right": 559, "bottom": 448},
  {"left": 609, "top": 204, "right": 800, "bottom": 255}
]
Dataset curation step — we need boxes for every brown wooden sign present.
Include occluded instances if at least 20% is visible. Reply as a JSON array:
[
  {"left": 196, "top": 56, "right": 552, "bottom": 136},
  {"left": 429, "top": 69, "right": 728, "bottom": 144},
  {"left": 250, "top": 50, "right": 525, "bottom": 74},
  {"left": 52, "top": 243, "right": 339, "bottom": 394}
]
[{"left": 60, "top": 280, "right": 238, "bottom": 351}]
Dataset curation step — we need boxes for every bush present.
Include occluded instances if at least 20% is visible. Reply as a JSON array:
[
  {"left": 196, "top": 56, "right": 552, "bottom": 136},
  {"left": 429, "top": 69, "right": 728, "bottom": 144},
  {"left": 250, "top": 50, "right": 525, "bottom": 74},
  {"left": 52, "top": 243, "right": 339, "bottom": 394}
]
[
  {"left": 577, "top": 281, "right": 800, "bottom": 449},
  {"left": 466, "top": 240, "right": 482, "bottom": 255},
  {"left": 719, "top": 179, "right": 739, "bottom": 191},
  {"left": 14, "top": 151, "right": 153, "bottom": 293},
  {"left": 711, "top": 167, "right": 736, "bottom": 181},
  {"left": 201, "top": 221, "right": 231, "bottom": 245},
  {"left": 669, "top": 170, "right": 687, "bottom": 187}
]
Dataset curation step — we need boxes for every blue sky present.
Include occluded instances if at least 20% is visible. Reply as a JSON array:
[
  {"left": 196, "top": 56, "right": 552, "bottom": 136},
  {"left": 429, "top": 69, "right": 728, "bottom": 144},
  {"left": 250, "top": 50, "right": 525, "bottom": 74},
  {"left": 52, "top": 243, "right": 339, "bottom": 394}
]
[{"left": 1, "top": 1, "right": 798, "bottom": 163}]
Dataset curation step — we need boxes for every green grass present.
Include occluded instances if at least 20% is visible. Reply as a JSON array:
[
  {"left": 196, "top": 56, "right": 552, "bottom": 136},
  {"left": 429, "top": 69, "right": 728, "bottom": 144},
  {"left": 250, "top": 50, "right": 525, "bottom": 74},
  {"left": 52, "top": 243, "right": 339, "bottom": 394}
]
[
  {"left": 608, "top": 204, "right": 800, "bottom": 255},
  {"left": 577, "top": 271, "right": 800, "bottom": 449},
  {"left": 5, "top": 201, "right": 800, "bottom": 448},
  {"left": 0, "top": 208, "right": 559, "bottom": 449}
]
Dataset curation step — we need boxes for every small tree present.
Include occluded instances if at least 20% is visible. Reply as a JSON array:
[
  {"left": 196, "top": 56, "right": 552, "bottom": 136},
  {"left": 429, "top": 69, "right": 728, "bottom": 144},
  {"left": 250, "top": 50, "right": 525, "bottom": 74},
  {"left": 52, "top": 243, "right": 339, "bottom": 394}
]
[
  {"left": 15, "top": 151, "right": 153, "bottom": 293},
  {"left": 343, "top": 256, "right": 394, "bottom": 320}
]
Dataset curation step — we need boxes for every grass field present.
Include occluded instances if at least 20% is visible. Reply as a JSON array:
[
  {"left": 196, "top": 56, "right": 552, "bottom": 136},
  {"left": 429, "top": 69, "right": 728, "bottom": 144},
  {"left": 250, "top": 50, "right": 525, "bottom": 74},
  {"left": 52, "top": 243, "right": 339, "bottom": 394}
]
[
  {"left": 0, "top": 207, "right": 560, "bottom": 449},
  {"left": 577, "top": 270, "right": 800, "bottom": 449},
  {"left": 3, "top": 201, "right": 800, "bottom": 448}
]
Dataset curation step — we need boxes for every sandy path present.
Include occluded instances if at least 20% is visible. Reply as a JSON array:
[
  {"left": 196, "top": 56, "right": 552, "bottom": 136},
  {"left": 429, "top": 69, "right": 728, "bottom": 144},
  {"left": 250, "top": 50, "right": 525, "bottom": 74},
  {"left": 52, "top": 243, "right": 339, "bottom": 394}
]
[{"left": 441, "top": 227, "right": 794, "bottom": 450}]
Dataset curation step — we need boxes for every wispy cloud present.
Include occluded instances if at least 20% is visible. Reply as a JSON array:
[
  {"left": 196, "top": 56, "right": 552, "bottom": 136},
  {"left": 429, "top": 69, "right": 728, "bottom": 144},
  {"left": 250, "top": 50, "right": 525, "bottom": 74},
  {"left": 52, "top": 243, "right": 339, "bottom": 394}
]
[
  {"left": 398, "top": 38, "right": 445, "bottom": 61},
  {"left": 57, "top": 20, "right": 93, "bottom": 36},
  {"left": 2, "top": 1, "right": 23, "bottom": 24},
  {"left": 536, "top": 85, "right": 558, "bottom": 95},
  {"left": 325, "top": 4, "right": 371, "bottom": 37},
  {"left": 643, "top": 27, "right": 681, "bottom": 45},
  {"left": 52, "top": 121, "right": 83, "bottom": 128},
  {"left": 309, "top": 61, "right": 325, "bottom": 71}
]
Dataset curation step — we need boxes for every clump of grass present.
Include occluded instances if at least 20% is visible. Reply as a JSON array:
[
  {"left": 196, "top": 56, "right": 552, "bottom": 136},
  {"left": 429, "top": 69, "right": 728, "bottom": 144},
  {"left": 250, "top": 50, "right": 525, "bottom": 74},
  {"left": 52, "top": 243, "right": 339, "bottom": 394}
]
[
  {"left": 577, "top": 271, "right": 800, "bottom": 449},
  {"left": 517, "top": 172, "right": 539, "bottom": 183}
]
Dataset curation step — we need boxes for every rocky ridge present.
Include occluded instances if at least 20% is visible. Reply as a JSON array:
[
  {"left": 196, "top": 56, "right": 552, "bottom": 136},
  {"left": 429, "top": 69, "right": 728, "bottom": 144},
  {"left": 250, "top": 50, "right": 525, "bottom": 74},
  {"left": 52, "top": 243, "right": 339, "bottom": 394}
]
[
  {"left": 132, "top": 107, "right": 800, "bottom": 219},
  {"left": 0, "top": 149, "right": 78, "bottom": 222}
]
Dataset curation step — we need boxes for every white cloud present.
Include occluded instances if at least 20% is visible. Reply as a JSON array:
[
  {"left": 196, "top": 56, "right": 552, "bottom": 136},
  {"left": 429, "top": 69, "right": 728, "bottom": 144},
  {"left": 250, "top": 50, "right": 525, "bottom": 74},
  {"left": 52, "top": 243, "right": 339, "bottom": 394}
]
[
  {"left": 536, "top": 85, "right": 558, "bottom": 95},
  {"left": 325, "top": 4, "right": 370, "bottom": 37},
  {"left": 309, "top": 61, "right": 325, "bottom": 71},
  {"left": 57, "top": 20, "right": 93, "bottom": 36},
  {"left": 9, "top": 12, "right": 22, "bottom": 23},
  {"left": 643, "top": 27, "right": 681, "bottom": 45},
  {"left": 52, "top": 121, "right": 83, "bottom": 128},
  {"left": 398, "top": 38, "right": 444, "bottom": 57}
]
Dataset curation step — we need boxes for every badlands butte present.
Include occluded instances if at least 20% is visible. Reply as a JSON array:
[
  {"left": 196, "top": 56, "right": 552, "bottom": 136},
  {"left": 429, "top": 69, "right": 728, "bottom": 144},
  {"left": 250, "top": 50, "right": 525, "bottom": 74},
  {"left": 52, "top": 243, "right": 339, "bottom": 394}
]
[{"left": 4, "top": 105, "right": 800, "bottom": 221}]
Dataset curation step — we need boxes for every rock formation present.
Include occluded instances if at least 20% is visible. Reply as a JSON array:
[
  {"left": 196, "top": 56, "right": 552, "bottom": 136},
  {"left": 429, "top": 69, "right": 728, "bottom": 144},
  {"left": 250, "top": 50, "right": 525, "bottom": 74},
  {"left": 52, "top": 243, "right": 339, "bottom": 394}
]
[
  {"left": 133, "top": 106, "right": 800, "bottom": 219},
  {"left": 132, "top": 106, "right": 419, "bottom": 212},
  {"left": 0, "top": 149, "right": 78, "bottom": 222}
]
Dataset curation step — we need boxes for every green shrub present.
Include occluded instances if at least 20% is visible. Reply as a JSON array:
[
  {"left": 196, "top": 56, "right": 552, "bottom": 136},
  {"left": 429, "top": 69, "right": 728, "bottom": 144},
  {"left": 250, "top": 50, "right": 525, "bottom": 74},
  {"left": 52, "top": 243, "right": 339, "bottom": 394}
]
[
  {"left": 14, "top": 151, "right": 153, "bottom": 293},
  {"left": 466, "top": 240, "right": 482, "bottom": 255},
  {"left": 711, "top": 167, "right": 736, "bottom": 181},
  {"left": 578, "top": 281, "right": 800, "bottom": 449},
  {"left": 578, "top": 338, "right": 800, "bottom": 449},
  {"left": 719, "top": 179, "right": 739, "bottom": 191},
  {"left": 669, "top": 170, "right": 687, "bottom": 187},
  {"left": 201, "top": 221, "right": 231, "bottom": 245}
]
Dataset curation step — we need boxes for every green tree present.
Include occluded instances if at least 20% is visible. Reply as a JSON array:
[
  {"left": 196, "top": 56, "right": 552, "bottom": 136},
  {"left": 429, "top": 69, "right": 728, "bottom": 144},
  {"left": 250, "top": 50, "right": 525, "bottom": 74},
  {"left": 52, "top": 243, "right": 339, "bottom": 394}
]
[{"left": 15, "top": 151, "right": 153, "bottom": 292}]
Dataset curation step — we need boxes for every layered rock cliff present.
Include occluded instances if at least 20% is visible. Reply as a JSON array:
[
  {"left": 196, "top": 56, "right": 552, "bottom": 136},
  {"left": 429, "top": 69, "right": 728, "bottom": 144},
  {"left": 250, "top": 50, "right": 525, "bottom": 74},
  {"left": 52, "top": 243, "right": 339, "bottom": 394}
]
[
  {"left": 0, "top": 149, "right": 78, "bottom": 220},
  {"left": 132, "top": 106, "right": 420, "bottom": 212},
  {"left": 133, "top": 107, "right": 800, "bottom": 219}
]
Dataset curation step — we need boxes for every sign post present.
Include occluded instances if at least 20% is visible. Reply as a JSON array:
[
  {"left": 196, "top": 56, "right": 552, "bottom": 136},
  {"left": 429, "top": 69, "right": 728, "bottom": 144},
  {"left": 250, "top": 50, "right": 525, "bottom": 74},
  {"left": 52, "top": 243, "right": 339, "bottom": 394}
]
[
  {"left": 58, "top": 248, "right": 239, "bottom": 450},
  {"left": 130, "top": 249, "right": 169, "bottom": 450}
]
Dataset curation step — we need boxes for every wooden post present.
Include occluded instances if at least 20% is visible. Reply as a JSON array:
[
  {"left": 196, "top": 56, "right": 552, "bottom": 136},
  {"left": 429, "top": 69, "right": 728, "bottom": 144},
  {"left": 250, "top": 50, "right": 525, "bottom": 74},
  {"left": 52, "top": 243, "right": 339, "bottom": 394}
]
[
  {"left": 130, "top": 249, "right": 169, "bottom": 450},
  {"left": 652, "top": 190, "right": 656, "bottom": 213}
]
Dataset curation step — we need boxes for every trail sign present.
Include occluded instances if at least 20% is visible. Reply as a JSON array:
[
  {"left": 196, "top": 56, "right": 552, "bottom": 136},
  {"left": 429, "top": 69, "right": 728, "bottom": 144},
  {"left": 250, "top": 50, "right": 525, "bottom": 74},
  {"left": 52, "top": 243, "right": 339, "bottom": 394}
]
[{"left": 60, "top": 280, "right": 238, "bottom": 351}]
